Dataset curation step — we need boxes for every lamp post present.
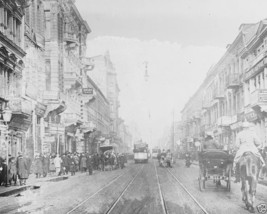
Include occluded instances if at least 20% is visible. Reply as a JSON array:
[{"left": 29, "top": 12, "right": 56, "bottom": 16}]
[{"left": 2, "top": 107, "right": 12, "bottom": 187}]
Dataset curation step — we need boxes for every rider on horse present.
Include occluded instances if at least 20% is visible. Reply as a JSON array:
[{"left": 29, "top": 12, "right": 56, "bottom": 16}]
[{"left": 234, "top": 121, "right": 265, "bottom": 182}]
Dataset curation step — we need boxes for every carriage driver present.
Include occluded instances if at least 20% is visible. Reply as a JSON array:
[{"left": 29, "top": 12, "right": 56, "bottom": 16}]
[{"left": 233, "top": 121, "right": 265, "bottom": 183}]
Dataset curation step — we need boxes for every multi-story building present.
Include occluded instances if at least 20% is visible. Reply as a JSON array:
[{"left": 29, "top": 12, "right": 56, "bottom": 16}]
[
  {"left": 118, "top": 120, "right": 133, "bottom": 153},
  {"left": 22, "top": 0, "right": 47, "bottom": 158},
  {"left": 0, "top": 1, "right": 31, "bottom": 159},
  {"left": 180, "top": 20, "right": 267, "bottom": 150},
  {"left": 88, "top": 52, "right": 120, "bottom": 143},
  {"left": 42, "top": 0, "right": 91, "bottom": 155},
  {"left": 80, "top": 75, "right": 110, "bottom": 154}
]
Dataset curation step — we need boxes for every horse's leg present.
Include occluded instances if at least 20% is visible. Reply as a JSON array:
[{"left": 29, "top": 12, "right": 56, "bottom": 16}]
[
  {"left": 241, "top": 179, "right": 247, "bottom": 202},
  {"left": 249, "top": 175, "right": 257, "bottom": 213}
]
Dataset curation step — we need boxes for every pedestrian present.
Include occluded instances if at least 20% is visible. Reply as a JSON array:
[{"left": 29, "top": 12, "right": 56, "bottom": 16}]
[
  {"left": 86, "top": 154, "right": 93, "bottom": 175},
  {"left": 61, "top": 154, "right": 69, "bottom": 175},
  {"left": 80, "top": 154, "right": 87, "bottom": 173},
  {"left": 8, "top": 157, "right": 17, "bottom": 185},
  {"left": 33, "top": 153, "right": 43, "bottom": 178},
  {"left": 73, "top": 153, "right": 79, "bottom": 172},
  {"left": 42, "top": 153, "right": 50, "bottom": 177},
  {"left": 49, "top": 154, "right": 56, "bottom": 175},
  {"left": 54, "top": 154, "right": 62, "bottom": 176},
  {"left": 69, "top": 154, "right": 76, "bottom": 176},
  {"left": 166, "top": 149, "right": 172, "bottom": 168},
  {"left": 17, "top": 152, "right": 31, "bottom": 185}
]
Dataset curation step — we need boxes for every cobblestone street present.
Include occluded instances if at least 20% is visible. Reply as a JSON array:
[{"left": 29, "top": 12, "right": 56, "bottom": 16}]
[{"left": 1, "top": 160, "right": 267, "bottom": 213}]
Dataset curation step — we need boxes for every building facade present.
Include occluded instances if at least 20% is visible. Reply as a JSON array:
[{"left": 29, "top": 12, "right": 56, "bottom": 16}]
[
  {"left": 0, "top": 0, "right": 30, "bottom": 159},
  {"left": 42, "top": 0, "right": 91, "bottom": 155},
  {"left": 180, "top": 19, "right": 267, "bottom": 150},
  {"left": 88, "top": 52, "right": 120, "bottom": 144}
]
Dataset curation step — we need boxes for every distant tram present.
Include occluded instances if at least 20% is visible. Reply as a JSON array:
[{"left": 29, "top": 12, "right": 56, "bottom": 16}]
[
  {"left": 133, "top": 141, "right": 149, "bottom": 163},
  {"left": 151, "top": 148, "right": 161, "bottom": 159}
]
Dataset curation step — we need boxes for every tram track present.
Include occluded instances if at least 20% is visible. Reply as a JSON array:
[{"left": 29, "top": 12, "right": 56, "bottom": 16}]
[
  {"left": 166, "top": 166, "right": 209, "bottom": 214},
  {"left": 104, "top": 165, "right": 144, "bottom": 214},
  {"left": 154, "top": 160, "right": 169, "bottom": 214},
  {"left": 66, "top": 165, "right": 143, "bottom": 214}
]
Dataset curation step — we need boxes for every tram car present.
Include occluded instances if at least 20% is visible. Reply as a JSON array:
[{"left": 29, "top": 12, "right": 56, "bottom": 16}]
[
  {"left": 198, "top": 149, "right": 233, "bottom": 192},
  {"left": 133, "top": 141, "right": 149, "bottom": 163}
]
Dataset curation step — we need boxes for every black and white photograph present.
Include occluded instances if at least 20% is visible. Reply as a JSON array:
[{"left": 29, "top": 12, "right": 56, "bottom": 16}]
[{"left": 0, "top": 0, "right": 267, "bottom": 213}]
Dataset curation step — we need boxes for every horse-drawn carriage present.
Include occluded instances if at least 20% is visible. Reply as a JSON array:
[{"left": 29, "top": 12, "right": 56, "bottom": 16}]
[{"left": 198, "top": 149, "right": 234, "bottom": 191}]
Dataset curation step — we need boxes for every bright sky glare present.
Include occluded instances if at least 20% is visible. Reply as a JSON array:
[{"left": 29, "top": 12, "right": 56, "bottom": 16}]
[{"left": 75, "top": 0, "right": 267, "bottom": 146}]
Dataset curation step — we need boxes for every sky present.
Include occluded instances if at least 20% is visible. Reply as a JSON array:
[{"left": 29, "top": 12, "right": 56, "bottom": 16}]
[{"left": 75, "top": 0, "right": 267, "bottom": 146}]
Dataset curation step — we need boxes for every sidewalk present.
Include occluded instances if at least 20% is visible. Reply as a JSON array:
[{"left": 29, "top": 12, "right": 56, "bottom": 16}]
[{"left": 0, "top": 172, "right": 83, "bottom": 197}]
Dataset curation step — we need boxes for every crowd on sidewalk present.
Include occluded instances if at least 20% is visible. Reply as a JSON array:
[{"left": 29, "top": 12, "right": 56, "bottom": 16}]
[{"left": 0, "top": 151, "right": 127, "bottom": 187}]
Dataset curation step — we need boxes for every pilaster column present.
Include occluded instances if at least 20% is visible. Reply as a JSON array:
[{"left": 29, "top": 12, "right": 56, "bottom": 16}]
[
  {"left": 32, "top": 111, "right": 36, "bottom": 157},
  {"left": 40, "top": 117, "right": 44, "bottom": 154}
]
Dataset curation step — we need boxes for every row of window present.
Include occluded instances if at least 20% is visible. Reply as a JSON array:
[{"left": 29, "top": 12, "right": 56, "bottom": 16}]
[{"left": 0, "top": 7, "right": 22, "bottom": 47}]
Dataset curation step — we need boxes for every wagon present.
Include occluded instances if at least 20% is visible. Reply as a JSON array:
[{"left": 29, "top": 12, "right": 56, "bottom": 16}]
[{"left": 198, "top": 149, "right": 233, "bottom": 192}]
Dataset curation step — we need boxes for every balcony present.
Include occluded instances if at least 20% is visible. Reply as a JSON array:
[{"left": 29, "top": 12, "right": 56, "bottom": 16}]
[
  {"left": 64, "top": 32, "right": 78, "bottom": 44},
  {"left": 244, "top": 51, "right": 267, "bottom": 81},
  {"left": 202, "top": 100, "right": 211, "bottom": 109},
  {"left": 64, "top": 113, "right": 81, "bottom": 125},
  {"left": 250, "top": 89, "right": 267, "bottom": 108},
  {"left": 217, "top": 116, "right": 232, "bottom": 126},
  {"left": 213, "top": 88, "right": 225, "bottom": 100},
  {"left": 193, "top": 110, "right": 201, "bottom": 119},
  {"left": 8, "top": 98, "right": 32, "bottom": 116},
  {"left": 226, "top": 73, "right": 241, "bottom": 89},
  {"left": 8, "top": 98, "right": 32, "bottom": 131}
]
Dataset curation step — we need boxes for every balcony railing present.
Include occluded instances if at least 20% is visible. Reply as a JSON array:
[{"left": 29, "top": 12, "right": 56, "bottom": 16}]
[
  {"left": 217, "top": 116, "right": 232, "bottom": 126},
  {"left": 64, "top": 113, "right": 81, "bottom": 124},
  {"left": 226, "top": 73, "right": 240, "bottom": 89},
  {"left": 244, "top": 51, "right": 267, "bottom": 80},
  {"left": 213, "top": 87, "right": 225, "bottom": 100},
  {"left": 64, "top": 32, "right": 78, "bottom": 44},
  {"left": 202, "top": 100, "right": 211, "bottom": 109},
  {"left": 8, "top": 98, "right": 32, "bottom": 115},
  {"left": 193, "top": 110, "right": 202, "bottom": 119},
  {"left": 250, "top": 89, "right": 267, "bottom": 107}
]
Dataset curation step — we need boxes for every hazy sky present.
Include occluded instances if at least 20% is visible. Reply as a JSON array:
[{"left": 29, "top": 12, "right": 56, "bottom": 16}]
[{"left": 75, "top": 0, "right": 267, "bottom": 145}]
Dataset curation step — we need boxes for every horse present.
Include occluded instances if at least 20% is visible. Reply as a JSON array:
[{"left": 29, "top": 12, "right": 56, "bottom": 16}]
[{"left": 239, "top": 152, "right": 262, "bottom": 213}]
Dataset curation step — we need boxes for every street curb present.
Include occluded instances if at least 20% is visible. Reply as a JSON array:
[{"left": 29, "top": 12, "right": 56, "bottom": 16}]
[
  {"left": 0, "top": 175, "right": 69, "bottom": 197},
  {"left": 0, "top": 185, "right": 40, "bottom": 197}
]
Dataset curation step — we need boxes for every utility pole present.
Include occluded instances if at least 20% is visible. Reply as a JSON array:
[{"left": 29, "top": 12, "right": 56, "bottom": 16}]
[{"left": 172, "top": 108, "right": 175, "bottom": 152}]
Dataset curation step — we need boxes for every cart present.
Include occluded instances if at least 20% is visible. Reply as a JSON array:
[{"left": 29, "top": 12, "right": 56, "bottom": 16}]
[{"left": 198, "top": 149, "right": 233, "bottom": 192}]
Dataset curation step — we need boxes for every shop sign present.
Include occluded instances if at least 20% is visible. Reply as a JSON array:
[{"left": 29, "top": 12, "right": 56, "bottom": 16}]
[
  {"left": 82, "top": 88, "right": 94, "bottom": 94},
  {"left": 245, "top": 111, "right": 258, "bottom": 122},
  {"left": 44, "top": 136, "right": 55, "bottom": 143},
  {"left": 35, "top": 102, "right": 47, "bottom": 117}
]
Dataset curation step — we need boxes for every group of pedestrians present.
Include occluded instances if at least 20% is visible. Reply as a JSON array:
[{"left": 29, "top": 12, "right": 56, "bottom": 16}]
[
  {"left": 0, "top": 150, "right": 127, "bottom": 187},
  {"left": 0, "top": 152, "right": 32, "bottom": 186},
  {"left": 51, "top": 152, "right": 94, "bottom": 176},
  {"left": 157, "top": 149, "right": 173, "bottom": 168}
]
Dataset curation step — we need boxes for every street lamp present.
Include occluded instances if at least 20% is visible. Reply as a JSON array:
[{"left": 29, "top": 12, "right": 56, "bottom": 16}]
[{"left": 2, "top": 107, "right": 12, "bottom": 187}]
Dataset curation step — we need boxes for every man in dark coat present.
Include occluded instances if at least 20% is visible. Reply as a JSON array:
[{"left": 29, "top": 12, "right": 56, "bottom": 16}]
[
  {"left": 42, "top": 153, "right": 50, "bottom": 177},
  {"left": 17, "top": 152, "right": 31, "bottom": 185},
  {"left": 33, "top": 154, "right": 43, "bottom": 178},
  {"left": 61, "top": 154, "right": 69, "bottom": 175}
]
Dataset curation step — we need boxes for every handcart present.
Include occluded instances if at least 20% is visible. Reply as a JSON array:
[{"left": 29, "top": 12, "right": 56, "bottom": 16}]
[{"left": 198, "top": 149, "right": 233, "bottom": 192}]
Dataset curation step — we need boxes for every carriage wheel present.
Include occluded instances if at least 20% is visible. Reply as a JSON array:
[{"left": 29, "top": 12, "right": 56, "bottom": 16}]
[{"left": 226, "top": 169, "right": 231, "bottom": 192}]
